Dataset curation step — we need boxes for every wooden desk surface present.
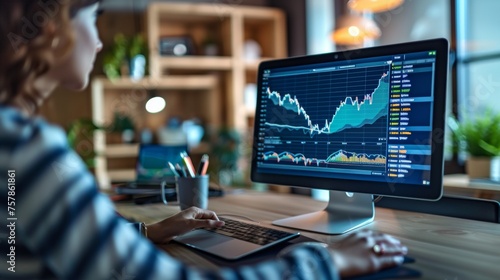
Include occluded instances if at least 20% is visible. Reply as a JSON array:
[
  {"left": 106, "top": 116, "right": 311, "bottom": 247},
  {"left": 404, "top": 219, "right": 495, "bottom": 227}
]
[
  {"left": 444, "top": 174, "right": 500, "bottom": 200},
  {"left": 444, "top": 174, "right": 500, "bottom": 192},
  {"left": 115, "top": 191, "right": 500, "bottom": 279}
]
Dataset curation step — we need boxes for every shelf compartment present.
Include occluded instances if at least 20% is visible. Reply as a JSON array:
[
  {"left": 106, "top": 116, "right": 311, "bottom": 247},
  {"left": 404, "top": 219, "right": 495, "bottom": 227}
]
[
  {"left": 105, "top": 144, "right": 139, "bottom": 158},
  {"left": 157, "top": 56, "right": 233, "bottom": 71},
  {"left": 108, "top": 169, "right": 136, "bottom": 182},
  {"left": 94, "top": 75, "right": 218, "bottom": 90}
]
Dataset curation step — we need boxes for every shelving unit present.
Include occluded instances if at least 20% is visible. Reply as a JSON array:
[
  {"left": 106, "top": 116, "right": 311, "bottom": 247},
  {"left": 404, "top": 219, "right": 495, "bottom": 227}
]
[
  {"left": 92, "top": 75, "right": 219, "bottom": 189},
  {"left": 91, "top": 3, "right": 287, "bottom": 189},
  {"left": 147, "top": 2, "right": 287, "bottom": 130}
]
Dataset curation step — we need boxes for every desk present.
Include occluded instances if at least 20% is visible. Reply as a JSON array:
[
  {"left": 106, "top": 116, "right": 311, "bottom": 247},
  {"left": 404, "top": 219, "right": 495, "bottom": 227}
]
[
  {"left": 115, "top": 191, "right": 500, "bottom": 279},
  {"left": 444, "top": 174, "right": 500, "bottom": 200}
]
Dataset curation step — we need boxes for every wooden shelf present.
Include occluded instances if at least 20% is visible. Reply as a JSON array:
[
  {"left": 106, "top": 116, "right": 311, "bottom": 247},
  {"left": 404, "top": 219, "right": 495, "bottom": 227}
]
[
  {"left": 108, "top": 169, "right": 135, "bottom": 182},
  {"left": 93, "top": 75, "right": 218, "bottom": 90},
  {"left": 105, "top": 144, "right": 139, "bottom": 158},
  {"left": 156, "top": 56, "right": 233, "bottom": 71},
  {"left": 151, "top": 2, "right": 231, "bottom": 19}
]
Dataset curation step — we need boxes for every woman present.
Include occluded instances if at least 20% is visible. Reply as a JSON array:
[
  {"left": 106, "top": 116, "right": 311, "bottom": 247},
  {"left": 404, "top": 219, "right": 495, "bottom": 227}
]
[{"left": 0, "top": 1, "right": 407, "bottom": 279}]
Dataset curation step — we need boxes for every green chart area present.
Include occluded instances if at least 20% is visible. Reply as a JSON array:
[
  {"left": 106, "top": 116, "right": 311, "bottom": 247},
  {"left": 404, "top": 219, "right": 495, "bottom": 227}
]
[{"left": 266, "top": 73, "right": 390, "bottom": 135}]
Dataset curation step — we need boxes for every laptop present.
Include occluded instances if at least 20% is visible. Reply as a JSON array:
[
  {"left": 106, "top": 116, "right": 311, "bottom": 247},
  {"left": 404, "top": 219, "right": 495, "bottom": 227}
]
[
  {"left": 174, "top": 217, "right": 300, "bottom": 260},
  {"left": 115, "top": 144, "right": 186, "bottom": 195}
]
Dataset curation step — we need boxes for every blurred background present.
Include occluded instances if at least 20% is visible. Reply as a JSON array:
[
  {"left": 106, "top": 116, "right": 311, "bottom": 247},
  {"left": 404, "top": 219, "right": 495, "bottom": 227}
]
[{"left": 39, "top": 0, "right": 500, "bottom": 200}]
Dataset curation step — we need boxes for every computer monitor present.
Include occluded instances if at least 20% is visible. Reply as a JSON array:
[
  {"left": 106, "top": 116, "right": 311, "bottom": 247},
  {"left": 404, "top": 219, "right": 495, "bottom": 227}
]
[{"left": 251, "top": 38, "right": 449, "bottom": 234}]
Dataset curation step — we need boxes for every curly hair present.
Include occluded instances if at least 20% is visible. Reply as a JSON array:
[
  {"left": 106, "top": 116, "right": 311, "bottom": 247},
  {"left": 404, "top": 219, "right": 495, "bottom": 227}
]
[{"left": 0, "top": 0, "right": 101, "bottom": 114}]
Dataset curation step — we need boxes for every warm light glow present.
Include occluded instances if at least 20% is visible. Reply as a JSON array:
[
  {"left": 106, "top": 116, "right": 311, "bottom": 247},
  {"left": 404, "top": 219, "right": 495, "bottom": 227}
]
[
  {"left": 348, "top": 0, "right": 404, "bottom": 13},
  {"left": 332, "top": 16, "right": 381, "bottom": 46},
  {"left": 348, "top": 26, "right": 360, "bottom": 36},
  {"left": 145, "top": 96, "right": 166, "bottom": 113}
]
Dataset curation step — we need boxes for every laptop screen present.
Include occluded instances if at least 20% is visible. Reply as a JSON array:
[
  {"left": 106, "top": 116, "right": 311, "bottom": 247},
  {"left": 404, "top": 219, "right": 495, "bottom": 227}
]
[{"left": 136, "top": 144, "right": 187, "bottom": 182}]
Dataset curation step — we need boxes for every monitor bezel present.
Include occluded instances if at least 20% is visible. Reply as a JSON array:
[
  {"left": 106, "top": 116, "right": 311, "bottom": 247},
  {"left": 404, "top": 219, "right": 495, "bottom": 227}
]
[{"left": 251, "top": 38, "right": 449, "bottom": 201}]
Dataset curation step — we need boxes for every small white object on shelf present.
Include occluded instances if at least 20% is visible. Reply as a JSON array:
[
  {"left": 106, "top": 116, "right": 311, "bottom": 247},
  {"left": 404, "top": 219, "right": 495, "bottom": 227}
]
[
  {"left": 182, "top": 119, "right": 204, "bottom": 149},
  {"left": 243, "top": 40, "right": 262, "bottom": 61},
  {"left": 244, "top": 83, "right": 257, "bottom": 110},
  {"left": 158, "top": 117, "right": 187, "bottom": 146}
]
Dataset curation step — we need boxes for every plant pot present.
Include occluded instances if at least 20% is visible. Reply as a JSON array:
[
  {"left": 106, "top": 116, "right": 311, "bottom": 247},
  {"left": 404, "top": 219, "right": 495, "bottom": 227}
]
[
  {"left": 130, "top": 54, "right": 146, "bottom": 81},
  {"left": 466, "top": 157, "right": 491, "bottom": 179},
  {"left": 122, "top": 129, "right": 135, "bottom": 144},
  {"left": 107, "top": 132, "right": 123, "bottom": 144}
]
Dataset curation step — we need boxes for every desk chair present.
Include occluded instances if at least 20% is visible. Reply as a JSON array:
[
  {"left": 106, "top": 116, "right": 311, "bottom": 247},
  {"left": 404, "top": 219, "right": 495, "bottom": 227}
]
[{"left": 375, "top": 195, "right": 500, "bottom": 223}]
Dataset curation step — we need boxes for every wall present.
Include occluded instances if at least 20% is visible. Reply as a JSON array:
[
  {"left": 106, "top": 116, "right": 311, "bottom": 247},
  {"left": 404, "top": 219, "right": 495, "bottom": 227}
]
[
  {"left": 375, "top": 0, "right": 450, "bottom": 45},
  {"left": 269, "top": 0, "right": 307, "bottom": 57}
]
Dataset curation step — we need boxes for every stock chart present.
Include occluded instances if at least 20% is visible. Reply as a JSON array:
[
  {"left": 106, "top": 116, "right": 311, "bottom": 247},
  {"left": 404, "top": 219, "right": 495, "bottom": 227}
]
[{"left": 259, "top": 65, "right": 390, "bottom": 172}]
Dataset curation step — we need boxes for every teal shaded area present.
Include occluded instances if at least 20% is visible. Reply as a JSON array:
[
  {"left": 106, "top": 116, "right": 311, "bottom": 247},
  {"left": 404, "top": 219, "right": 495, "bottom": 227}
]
[{"left": 267, "top": 74, "right": 389, "bottom": 135}]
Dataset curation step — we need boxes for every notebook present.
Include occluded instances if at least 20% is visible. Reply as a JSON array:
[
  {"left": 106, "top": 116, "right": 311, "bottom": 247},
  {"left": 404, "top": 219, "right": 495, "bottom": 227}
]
[{"left": 115, "top": 144, "right": 187, "bottom": 194}]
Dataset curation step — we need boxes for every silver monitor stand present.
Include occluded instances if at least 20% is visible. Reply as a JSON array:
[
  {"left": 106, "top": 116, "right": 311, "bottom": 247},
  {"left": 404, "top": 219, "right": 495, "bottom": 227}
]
[{"left": 273, "top": 191, "right": 374, "bottom": 234}]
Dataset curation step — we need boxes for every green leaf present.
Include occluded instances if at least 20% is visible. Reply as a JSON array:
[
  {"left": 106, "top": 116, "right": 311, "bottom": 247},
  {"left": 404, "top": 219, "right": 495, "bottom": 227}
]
[
  {"left": 449, "top": 111, "right": 500, "bottom": 157},
  {"left": 67, "top": 119, "right": 102, "bottom": 168}
]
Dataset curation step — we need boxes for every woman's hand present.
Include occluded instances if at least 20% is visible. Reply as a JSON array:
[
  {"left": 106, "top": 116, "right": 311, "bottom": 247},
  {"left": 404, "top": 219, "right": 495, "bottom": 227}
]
[
  {"left": 330, "top": 230, "right": 408, "bottom": 278},
  {"left": 147, "top": 207, "right": 225, "bottom": 244}
]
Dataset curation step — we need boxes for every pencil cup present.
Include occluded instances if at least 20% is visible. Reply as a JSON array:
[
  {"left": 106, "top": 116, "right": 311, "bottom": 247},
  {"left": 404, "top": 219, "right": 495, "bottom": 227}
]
[{"left": 176, "top": 175, "right": 209, "bottom": 210}]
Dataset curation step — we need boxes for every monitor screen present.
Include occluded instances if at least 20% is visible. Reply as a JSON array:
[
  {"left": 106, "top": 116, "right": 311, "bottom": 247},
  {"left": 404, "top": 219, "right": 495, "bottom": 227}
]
[{"left": 251, "top": 39, "right": 448, "bottom": 200}]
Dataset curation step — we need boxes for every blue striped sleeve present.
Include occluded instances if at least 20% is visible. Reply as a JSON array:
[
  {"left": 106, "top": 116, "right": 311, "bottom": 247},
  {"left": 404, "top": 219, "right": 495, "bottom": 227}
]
[{"left": 2, "top": 107, "right": 339, "bottom": 280}]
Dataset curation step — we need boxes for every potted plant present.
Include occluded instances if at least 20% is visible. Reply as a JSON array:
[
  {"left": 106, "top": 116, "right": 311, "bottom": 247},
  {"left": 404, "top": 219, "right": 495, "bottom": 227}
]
[
  {"left": 128, "top": 34, "right": 148, "bottom": 80},
  {"left": 210, "top": 128, "right": 241, "bottom": 186},
  {"left": 67, "top": 119, "right": 102, "bottom": 170},
  {"left": 103, "top": 34, "right": 128, "bottom": 80},
  {"left": 103, "top": 34, "right": 147, "bottom": 80},
  {"left": 449, "top": 112, "right": 500, "bottom": 178},
  {"left": 108, "top": 112, "right": 136, "bottom": 144}
]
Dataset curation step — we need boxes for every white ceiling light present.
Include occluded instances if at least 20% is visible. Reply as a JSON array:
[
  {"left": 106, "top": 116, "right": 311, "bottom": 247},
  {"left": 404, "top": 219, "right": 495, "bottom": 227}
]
[{"left": 145, "top": 96, "right": 166, "bottom": 114}]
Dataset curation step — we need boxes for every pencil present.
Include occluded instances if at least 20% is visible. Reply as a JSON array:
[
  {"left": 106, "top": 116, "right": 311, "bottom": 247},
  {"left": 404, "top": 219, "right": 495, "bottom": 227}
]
[
  {"left": 175, "top": 163, "right": 186, "bottom": 177},
  {"left": 180, "top": 152, "right": 196, "bottom": 177},
  {"left": 197, "top": 154, "right": 209, "bottom": 175},
  {"left": 168, "top": 162, "right": 180, "bottom": 177}
]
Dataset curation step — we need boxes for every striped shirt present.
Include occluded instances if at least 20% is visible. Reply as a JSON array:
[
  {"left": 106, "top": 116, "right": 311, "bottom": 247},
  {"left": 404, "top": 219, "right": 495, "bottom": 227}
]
[{"left": 0, "top": 105, "right": 339, "bottom": 280}]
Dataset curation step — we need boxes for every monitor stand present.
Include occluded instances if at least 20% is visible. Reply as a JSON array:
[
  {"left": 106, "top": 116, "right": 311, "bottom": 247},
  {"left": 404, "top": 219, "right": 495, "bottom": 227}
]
[{"left": 272, "top": 191, "right": 374, "bottom": 235}]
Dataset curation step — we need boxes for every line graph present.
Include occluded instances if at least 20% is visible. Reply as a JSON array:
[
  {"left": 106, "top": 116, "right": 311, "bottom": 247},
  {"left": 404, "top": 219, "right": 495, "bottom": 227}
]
[
  {"left": 266, "top": 72, "right": 389, "bottom": 136},
  {"left": 258, "top": 65, "right": 390, "bottom": 172},
  {"left": 263, "top": 150, "right": 386, "bottom": 166}
]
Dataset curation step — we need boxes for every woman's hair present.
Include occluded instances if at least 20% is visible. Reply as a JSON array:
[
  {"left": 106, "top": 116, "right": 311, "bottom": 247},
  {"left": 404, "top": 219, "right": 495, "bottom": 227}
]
[{"left": 0, "top": 0, "right": 101, "bottom": 114}]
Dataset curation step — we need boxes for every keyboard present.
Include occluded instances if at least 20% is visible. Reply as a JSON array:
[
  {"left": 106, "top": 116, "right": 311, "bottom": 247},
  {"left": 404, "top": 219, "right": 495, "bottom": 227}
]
[{"left": 204, "top": 217, "right": 300, "bottom": 246}]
